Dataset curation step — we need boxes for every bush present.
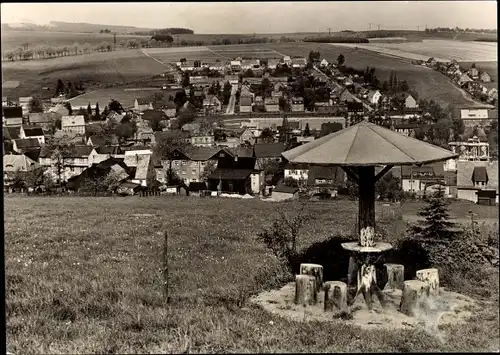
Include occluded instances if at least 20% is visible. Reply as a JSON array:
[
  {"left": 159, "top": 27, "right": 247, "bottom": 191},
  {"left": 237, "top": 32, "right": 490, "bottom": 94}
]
[{"left": 256, "top": 204, "right": 313, "bottom": 272}]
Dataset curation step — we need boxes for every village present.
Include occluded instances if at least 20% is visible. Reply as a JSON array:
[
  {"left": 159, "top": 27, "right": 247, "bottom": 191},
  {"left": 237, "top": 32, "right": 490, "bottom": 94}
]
[{"left": 2, "top": 50, "right": 498, "bottom": 205}]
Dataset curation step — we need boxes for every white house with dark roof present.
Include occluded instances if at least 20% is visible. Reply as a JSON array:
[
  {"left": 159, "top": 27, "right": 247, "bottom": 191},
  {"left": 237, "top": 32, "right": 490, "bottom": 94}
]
[
  {"left": 20, "top": 125, "right": 45, "bottom": 145},
  {"left": 61, "top": 115, "right": 86, "bottom": 134}
]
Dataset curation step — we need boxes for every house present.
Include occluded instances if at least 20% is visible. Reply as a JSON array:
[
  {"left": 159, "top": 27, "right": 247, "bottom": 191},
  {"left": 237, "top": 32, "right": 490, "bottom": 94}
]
[
  {"left": 314, "top": 102, "right": 333, "bottom": 113},
  {"left": 190, "top": 132, "right": 215, "bottom": 147},
  {"left": 28, "top": 112, "right": 60, "bottom": 129},
  {"left": 239, "top": 96, "right": 253, "bottom": 113},
  {"left": 254, "top": 142, "right": 286, "bottom": 168},
  {"left": 152, "top": 100, "right": 177, "bottom": 118},
  {"left": 49, "top": 103, "right": 70, "bottom": 116},
  {"left": 291, "top": 97, "right": 304, "bottom": 112},
  {"left": 284, "top": 163, "right": 309, "bottom": 186},
  {"left": 488, "top": 88, "right": 498, "bottom": 101},
  {"left": 129, "top": 154, "right": 155, "bottom": 187},
  {"left": 273, "top": 82, "right": 287, "bottom": 91},
  {"left": 405, "top": 94, "right": 418, "bottom": 109},
  {"left": 87, "top": 134, "right": 120, "bottom": 148},
  {"left": 134, "top": 98, "right": 153, "bottom": 112},
  {"left": 307, "top": 166, "right": 346, "bottom": 196},
  {"left": 449, "top": 137, "right": 490, "bottom": 161},
  {"left": 291, "top": 57, "right": 307, "bottom": 68},
  {"left": 117, "top": 181, "right": 143, "bottom": 196},
  {"left": 88, "top": 146, "right": 123, "bottom": 165},
  {"left": 203, "top": 95, "right": 222, "bottom": 114},
  {"left": 401, "top": 163, "right": 450, "bottom": 197},
  {"left": 19, "top": 96, "right": 33, "bottom": 116},
  {"left": 19, "top": 125, "right": 45, "bottom": 145},
  {"left": 457, "top": 73, "right": 473, "bottom": 87},
  {"left": 40, "top": 145, "right": 93, "bottom": 182},
  {"left": 267, "top": 59, "right": 280, "bottom": 69},
  {"left": 3, "top": 153, "right": 37, "bottom": 172},
  {"left": 320, "top": 59, "right": 329, "bottom": 67},
  {"left": 61, "top": 115, "right": 86, "bottom": 134},
  {"left": 467, "top": 67, "right": 479, "bottom": 80},
  {"left": 3, "top": 106, "right": 23, "bottom": 126},
  {"left": 66, "top": 157, "right": 131, "bottom": 191},
  {"left": 367, "top": 90, "right": 382, "bottom": 106},
  {"left": 225, "top": 75, "right": 239, "bottom": 85},
  {"left": 480, "top": 71, "right": 492, "bottom": 83},
  {"left": 207, "top": 147, "right": 256, "bottom": 195},
  {"left": 283, "top": 56, "right": 292, "bottom": 66},
  {"left": 165, "top": 146, "right": 221, "bottom": 184},
  {"left": 394, "top": 122, "right": 419, "bottom": 137},
  {"left": 340, "top": 89, "right": 358, "bottom": 103},
  {"left": 135, "top": 126, "right": 155, "bottom": 143},
  {"left": 456, "top": 161, "right": 498, "bottom": 204},
  {"left": 241, "top": 59, "right": 260, "bottom": 70},
  {"left": 347, "top": 101, "right": 364, "bottom": 114},
  {"left": 12, "top": 138, "right": 40, "bottom": 154},
  {"left": 426, "top": 57, "right": 437, "bottom": 67},
  {"left": 222, "top": 126, "right": 255, "bottom": 147},
  {"left": 4, "top": 126, "right": 21, "bottom": 141},
  {"left": 230, "top": 60, "right": 242, "bottom": 71},
  {"left": 264, "top": 98, "right": 280, "bottom": 112}
]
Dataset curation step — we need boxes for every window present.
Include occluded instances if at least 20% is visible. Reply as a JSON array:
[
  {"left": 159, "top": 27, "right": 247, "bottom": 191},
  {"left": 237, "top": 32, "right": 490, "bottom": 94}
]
[
  {"left": 182, "top": 170, "right": 186, "bottom": 175},
  {"left": 192, "top": 169, "right": 197, "bottom": 174},
  {"left": 174, "top": 161, "right": 179, "bottom": 166}
]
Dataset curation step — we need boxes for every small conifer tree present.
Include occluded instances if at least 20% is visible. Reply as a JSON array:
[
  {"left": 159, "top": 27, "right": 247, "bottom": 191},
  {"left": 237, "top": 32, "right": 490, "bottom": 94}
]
[{"left": 410, "top": 186, "right": 455, "bottom": 239}]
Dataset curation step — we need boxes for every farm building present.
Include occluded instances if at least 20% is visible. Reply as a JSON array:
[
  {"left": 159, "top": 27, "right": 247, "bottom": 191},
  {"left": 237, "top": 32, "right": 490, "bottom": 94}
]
[{"left": 405, "top": 94, "right": 418, "bottom": 109}]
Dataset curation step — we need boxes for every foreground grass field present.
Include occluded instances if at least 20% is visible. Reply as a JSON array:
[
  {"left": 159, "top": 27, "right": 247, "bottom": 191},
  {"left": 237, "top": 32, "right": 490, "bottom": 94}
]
[{"left": 5, "top": 196, "right": 499, "bottom": 353}]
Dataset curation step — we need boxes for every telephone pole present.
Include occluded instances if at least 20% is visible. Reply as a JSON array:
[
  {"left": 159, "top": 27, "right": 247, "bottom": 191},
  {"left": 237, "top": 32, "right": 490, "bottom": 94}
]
[
  {"left": 328, "top": 28, "right": 331, "bottom": 36},
  {"left": 377, "top": 24, "right": 381, "bottom": 31},
  {"left": 417, "top": 25, "right": 420, "bottom": 32},
  {"left": 368, "top": 23, "right": 372, "bottom": 31},
  {"left": 113, "top": 33, "right": 116, "bottom": 51}
]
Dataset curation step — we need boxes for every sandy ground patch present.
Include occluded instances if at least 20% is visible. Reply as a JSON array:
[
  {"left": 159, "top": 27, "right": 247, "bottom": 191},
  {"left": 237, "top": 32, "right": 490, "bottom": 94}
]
[{"left": 250, "top": 282, "right": 477, "bottom": 331}]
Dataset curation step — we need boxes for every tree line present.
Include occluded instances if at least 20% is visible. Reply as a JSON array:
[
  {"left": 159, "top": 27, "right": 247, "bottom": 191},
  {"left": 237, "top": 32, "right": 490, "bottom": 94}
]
[{"left": 304, "top": 37, "right": 369, "bottom": 43}]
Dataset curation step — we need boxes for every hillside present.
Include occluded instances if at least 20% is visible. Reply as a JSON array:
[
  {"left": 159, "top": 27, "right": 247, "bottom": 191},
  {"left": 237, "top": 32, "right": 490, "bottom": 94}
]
[{"left": 1, "top": 21, "right": 156, "bottom": 34}]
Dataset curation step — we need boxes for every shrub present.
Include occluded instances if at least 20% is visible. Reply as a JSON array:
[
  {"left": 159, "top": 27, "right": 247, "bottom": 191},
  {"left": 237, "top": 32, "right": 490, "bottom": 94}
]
[{"left": 256, "top": 203, "right": 313, "bottom": 272}]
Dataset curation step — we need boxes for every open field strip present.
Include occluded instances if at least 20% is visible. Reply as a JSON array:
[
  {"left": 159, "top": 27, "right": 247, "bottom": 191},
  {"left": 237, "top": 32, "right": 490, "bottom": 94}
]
[{"left": 332, "top": 39, "right": 497, "bottom": 63}]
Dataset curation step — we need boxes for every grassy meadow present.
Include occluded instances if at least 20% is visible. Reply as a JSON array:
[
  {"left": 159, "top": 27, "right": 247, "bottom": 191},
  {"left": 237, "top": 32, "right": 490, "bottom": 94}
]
[{"left": 5, "top": 196, "right": 499, "bottom": 354}]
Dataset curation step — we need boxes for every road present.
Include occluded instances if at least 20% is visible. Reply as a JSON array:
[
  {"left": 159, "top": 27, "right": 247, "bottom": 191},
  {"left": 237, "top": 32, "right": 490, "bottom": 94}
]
[{"left": 225, "top": 84, "right": 238, "bottom": 115}]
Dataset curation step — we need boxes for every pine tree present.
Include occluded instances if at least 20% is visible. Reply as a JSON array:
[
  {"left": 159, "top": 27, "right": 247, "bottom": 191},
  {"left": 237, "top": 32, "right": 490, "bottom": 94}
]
[
  {"left": 303, "top": 123, "right": 311, "bottom": 137},
  {"left": 95, "top": 102, "right": 101, "bottom": 120},
  {"left": 389, "top": 71, "right": 394, "bottom": 90},
  {"left": 411, "top": 186, "right": 455, "bottom": 239},
  {"left": 279, "top": 116, "right": 289, "bottom": 143},
  {"left": 87, "top": 103, "right": 92, "bottom": 117}
]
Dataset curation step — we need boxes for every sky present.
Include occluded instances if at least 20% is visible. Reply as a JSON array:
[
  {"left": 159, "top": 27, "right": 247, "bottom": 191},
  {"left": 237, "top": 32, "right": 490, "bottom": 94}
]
[{"left": 1, "top": 1, "right": 497, "bottom": 34}]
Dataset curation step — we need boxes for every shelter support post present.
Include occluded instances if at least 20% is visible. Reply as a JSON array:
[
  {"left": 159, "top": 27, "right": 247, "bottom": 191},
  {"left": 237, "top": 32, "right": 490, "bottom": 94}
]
[{"left": 357, "top": 166, "right": 376, "bottom": 248}]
